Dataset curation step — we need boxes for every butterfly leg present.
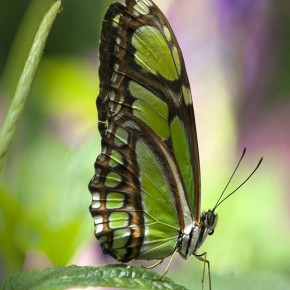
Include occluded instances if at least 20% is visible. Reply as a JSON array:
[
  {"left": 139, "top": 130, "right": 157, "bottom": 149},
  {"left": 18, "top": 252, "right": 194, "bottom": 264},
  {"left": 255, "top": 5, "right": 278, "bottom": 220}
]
[
  {"left": 194, "top": 252, "right": 212, "bottom": 290},
  {"left": 145, "top": 259, "right": 164, "bottom": 269},
  {"left": 151, "top": 248, "right": 179, "bottom": 281},
  {"left": 160, "top": 247, "right": 179, "bottom": 278}
]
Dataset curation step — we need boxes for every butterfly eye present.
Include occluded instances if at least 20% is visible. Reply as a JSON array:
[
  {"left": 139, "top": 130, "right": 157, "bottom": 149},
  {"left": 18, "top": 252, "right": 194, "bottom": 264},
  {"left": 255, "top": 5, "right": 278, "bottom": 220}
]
[
  {"left": 206, "top": 210, "right": 218, "bottom": 227},
  {"left": 208, "top": 229, "right": 214, "bottom": 236}
]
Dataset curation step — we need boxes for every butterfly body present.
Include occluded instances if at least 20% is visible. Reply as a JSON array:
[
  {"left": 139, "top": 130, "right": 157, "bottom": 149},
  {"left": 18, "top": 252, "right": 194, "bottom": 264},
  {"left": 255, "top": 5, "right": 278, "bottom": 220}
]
[{"left": 89, "top": 0, "right": 217, "bottom": 264}]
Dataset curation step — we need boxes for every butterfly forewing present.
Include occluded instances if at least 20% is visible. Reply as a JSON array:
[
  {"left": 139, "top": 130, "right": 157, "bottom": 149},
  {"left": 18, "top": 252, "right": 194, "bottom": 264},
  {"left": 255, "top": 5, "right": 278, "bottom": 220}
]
[{"left": 89, "top": 0, "right": 201, "bottom": 261}]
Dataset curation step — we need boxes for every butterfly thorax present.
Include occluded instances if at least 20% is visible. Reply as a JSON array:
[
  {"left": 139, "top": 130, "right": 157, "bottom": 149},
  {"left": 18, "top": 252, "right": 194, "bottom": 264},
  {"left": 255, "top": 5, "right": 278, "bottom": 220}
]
[{"left": 179, "top": 210, "right": 218, "bottom": 259}]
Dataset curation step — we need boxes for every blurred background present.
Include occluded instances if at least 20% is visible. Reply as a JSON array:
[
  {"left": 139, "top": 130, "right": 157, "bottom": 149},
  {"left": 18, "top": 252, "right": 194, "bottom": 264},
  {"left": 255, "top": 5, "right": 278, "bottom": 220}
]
[{"left": 0, "top": 0, "right": 289, "bottom": 289}]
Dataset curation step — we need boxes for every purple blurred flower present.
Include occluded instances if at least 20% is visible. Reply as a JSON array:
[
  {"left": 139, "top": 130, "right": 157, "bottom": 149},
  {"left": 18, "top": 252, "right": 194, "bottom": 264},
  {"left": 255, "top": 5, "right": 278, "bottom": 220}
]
[
  {"left": 167, "top": 1, "right": 290, "bottom": 195},
  {"left": 216, "top": 0, "right": 266, "bottom": 26},
  {"left": 216, "top": 1, "right": 290, "bottom": 148}
]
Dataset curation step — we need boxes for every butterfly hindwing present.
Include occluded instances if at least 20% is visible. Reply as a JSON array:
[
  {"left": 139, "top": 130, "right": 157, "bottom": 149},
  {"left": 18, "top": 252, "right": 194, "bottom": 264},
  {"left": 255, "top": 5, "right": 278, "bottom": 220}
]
[{"left": 89, "top": 0, "right": 201, "bottom": 261}]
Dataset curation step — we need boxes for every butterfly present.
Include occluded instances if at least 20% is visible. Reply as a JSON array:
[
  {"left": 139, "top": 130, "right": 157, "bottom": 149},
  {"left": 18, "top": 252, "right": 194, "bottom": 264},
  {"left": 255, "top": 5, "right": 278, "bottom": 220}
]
[{"left": 88, "top": 0, "right": 262, "bottom": 288}]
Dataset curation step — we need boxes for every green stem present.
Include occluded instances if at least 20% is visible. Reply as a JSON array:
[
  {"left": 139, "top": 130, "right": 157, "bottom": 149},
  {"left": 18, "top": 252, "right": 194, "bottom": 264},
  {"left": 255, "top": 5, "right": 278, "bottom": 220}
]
[{"left": 0, "top": 0, "right": 62, "bottom": 171}]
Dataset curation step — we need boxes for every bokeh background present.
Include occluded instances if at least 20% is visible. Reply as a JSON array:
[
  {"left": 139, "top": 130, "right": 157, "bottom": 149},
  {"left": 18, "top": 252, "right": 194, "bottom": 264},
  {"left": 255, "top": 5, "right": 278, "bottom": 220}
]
[{"left": 0, "top": 0, "right": 290, "bottom": 289}]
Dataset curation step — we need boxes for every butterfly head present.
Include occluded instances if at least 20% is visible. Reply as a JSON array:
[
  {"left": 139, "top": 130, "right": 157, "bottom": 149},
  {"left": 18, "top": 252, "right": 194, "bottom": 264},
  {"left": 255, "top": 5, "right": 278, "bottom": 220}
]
[{"left": 201, "top": 210, "right": 218, "bottom": 236}]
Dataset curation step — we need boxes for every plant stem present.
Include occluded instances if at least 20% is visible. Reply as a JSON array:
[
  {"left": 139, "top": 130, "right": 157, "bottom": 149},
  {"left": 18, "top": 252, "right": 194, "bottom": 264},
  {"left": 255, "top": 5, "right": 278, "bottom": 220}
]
[{"left": 0, "top": 0, "right": 62, "bottom": 171}]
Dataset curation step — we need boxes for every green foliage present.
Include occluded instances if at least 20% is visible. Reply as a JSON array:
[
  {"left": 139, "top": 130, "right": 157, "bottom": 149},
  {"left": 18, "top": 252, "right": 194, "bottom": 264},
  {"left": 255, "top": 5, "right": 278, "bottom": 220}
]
[
  {"left": 0, "top": 265, "right": 188, "bottom": 290},
  {"left": 0, "top": 135, "right": 96, "bottom": 275},
  {"left": 0, "top": 0, "right": 62, "bottom": 170},
  {"left": 0, "top": 0, "right": 105, "bottom": 281},
  {"left": 1, "top": 264, "right": 290, "bottom": 290},
  {"left": 0, "top": 0, "right": 64, "bottom": 276}
]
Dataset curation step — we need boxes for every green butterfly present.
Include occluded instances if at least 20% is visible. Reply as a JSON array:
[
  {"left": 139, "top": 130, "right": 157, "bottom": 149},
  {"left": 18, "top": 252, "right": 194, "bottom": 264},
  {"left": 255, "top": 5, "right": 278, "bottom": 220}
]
[{"left": 89, "top": 0, "right": 221, "bottom": 287}]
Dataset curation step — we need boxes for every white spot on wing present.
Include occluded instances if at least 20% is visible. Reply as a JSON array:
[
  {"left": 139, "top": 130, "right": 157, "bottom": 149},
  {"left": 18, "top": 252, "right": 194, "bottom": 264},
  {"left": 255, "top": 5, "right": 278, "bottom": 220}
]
[{"left": 91, "top": 200, "right": 101, "bottom": 209}]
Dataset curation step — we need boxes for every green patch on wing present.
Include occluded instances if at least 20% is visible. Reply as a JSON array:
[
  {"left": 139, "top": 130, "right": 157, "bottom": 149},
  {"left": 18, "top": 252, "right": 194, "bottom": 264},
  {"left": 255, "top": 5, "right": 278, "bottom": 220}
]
[
  {"left": 135, "top": 140, "right": 179, "bottom": 259},
  {"left": 132, "top": 26, "right": 180, "bottom": 81},
  {"left": 170, "top": 117, "right": 194, "bottom": 206},
  {"left": 130, "top": 81, "right": 170, "bottom": 140},
  {"left": 106, "top": 192, "right": 125, "bottom": 209},
  {"left": 109, "top": 212, "right": 129, "bottom": 229}
]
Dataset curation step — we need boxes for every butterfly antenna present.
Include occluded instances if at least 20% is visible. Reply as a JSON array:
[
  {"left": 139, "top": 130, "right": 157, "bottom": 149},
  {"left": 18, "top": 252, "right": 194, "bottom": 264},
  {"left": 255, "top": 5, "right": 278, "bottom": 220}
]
[
  {"left": 213, "top": 147, "right": 247, "bottom": 210},
  {"left": 214, "top": 155, "right": 263, "bottom": 210}
]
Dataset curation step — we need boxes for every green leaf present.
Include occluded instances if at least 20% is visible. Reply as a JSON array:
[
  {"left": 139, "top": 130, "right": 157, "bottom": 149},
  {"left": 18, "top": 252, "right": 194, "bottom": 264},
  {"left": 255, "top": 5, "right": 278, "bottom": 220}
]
[
  {"left": 0, "top": 265, "right": 188, "bottom": 290},
  {"left": 0, "top": 0, "right": 61, "bottom": 171}
]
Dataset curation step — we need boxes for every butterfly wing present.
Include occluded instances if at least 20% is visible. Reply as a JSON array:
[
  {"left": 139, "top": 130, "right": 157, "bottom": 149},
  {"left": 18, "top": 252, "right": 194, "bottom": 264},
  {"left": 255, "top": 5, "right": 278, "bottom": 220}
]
[{"left": 89, "top": 0, "right": 201, "bottom": 262}]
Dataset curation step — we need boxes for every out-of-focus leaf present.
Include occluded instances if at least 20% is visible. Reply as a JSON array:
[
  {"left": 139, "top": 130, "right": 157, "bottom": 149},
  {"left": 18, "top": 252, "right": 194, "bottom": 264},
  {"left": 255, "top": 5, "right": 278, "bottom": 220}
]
[
  {"left": 31, "top": 57, "right": 98, "bottom": 124},
  {"left": 0, "top": 136, "right": 99, "bottom": 274}
]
